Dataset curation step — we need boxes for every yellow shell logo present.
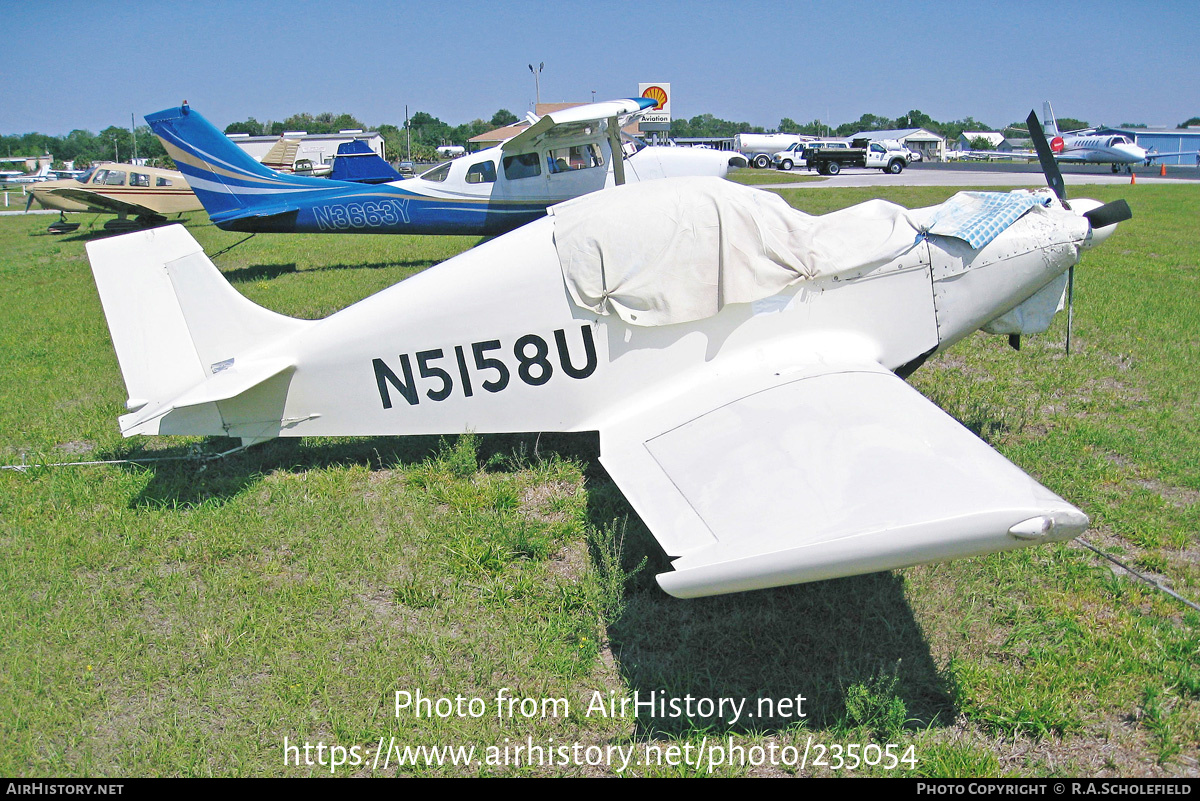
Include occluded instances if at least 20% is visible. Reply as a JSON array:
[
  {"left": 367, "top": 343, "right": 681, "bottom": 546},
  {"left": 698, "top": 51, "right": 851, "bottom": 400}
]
[{"left": 641, "top": 86, "right": 668, "bottom": 111}]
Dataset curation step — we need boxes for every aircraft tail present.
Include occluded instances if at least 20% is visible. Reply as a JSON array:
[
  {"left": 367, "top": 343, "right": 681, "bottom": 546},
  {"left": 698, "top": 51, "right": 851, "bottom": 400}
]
[
  {"left": 1041, "top": 101, "right": 1060, "bottom": 137},
  {"left": 330, "top": 139, "right": 402, "bottom": 184},
  {"left": 145, "top": 104, "right": 341, "bottom": 227},
  {"left": 86, "top": 224, "right": 313, "bottom": 440}
]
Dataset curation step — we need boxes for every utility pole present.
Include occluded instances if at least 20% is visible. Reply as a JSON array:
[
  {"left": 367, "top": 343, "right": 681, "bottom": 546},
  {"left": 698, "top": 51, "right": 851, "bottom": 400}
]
[{"left": 528, "top": 62, "right": 544, "bottom": 107}]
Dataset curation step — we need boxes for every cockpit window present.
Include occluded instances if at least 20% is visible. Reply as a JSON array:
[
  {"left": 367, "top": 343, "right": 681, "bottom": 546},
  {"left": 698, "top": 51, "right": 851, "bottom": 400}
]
[
  {"left": 465, "top": 161, "right": 496, "bottom": 184},
  {"left": 102, "top": 170, "right": 126, "bottom": 186},
  {"left": 547, "top": 144, "right": 604, "bottom": 173},
  {"left": 420, "top": 163, "right": 452, "bottom": 182},
  {"left": 503, "top": 152, "right": 541, "bottom": 180},
  {"left": 1108, "top": 136, "right": 1130, "bottom": 147},
  {"left": 76, "top": 167, "right": 97, "bottom": 184}
]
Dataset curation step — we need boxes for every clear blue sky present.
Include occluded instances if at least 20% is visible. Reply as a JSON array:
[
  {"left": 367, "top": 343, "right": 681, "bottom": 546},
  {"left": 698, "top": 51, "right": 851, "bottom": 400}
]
[{"left": 3, "top": 0, "right": 1197, "bottom": 136}]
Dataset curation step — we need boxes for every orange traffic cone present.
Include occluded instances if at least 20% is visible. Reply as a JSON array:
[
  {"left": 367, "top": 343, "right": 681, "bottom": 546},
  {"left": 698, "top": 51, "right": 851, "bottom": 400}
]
[
  {"left": 1160, "top": 163, "right": 1167, "bottom": 176},
  {"left": 1130, "top": 172, "right": 1137, "bottom": 185}
]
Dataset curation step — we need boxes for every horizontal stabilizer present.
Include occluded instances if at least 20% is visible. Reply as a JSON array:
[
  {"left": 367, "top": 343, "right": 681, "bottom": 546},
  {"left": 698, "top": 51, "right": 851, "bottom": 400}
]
[{"left": 601, "top": 362, "right": 1087, "bottom": 598}]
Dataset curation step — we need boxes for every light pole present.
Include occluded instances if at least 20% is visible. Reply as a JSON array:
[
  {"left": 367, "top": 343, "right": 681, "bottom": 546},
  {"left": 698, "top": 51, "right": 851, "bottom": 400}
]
[{"left": 528, "top": 62, "right": 544, "bottom": 107}]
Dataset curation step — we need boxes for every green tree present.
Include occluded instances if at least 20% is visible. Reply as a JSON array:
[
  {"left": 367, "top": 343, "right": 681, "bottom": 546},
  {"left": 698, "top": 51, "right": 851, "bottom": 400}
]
[
  {"left": 225, "top": 118, "right": 266, "bottom": 136},
  {"left": 407, "top": 111, "right": 453, "bottom": 147},
  {"left": 1178, "top": 117, "right": 1200, "bottom": 128},
  {"left": 969, "top": 135, "right": 996, "bottom": 151},
  {"left": 1055, "top": 117, "right": 1088, "bottom": 132},
  {"left": 490, "top": 109, "right": 519, "bottom": 127},
  {"left": 895, "top": 109, "right": 933, "bottom": 130}
]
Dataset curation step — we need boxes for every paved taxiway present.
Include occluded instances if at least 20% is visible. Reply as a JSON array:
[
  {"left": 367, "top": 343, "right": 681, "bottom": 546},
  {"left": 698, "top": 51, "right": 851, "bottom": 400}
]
[{"left": 769, "top": 161, "right": 1200, "bottom": 189}]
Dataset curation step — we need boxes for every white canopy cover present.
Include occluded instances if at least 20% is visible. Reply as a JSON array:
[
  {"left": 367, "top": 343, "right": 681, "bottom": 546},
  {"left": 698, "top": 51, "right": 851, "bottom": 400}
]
[{"left": 549, "top": 177, "right": 1051, "bottom": 326}]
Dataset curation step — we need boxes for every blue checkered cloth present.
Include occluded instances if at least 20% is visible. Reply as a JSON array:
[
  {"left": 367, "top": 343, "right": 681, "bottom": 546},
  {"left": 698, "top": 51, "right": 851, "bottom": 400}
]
[{"left": 925, "top": 191, "right": 1048, "bottom": 250}]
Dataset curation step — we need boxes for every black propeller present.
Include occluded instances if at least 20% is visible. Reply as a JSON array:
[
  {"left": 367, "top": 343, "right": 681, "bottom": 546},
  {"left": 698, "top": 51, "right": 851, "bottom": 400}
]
[
  {"left": 24, "top": 190, "right": 34, "bottom": 212},
  {"left": 1027, "top": 109, "right": 1069, "bottom": 208},
  {"left": 1083, "top": 199, "right": 1133, "bottom": 229},
  {"left": 1025, "top": 109, "right": 1132, "bottom": 355}
]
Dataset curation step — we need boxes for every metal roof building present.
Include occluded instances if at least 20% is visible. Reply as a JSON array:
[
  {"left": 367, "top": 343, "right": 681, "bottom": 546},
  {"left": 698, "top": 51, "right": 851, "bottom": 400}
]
[
  {"left": 848, "top": 128, "right": 945, "bottom": 161},
  {"left": 228, "top": 130, "right": 386, "bottom": 168}
]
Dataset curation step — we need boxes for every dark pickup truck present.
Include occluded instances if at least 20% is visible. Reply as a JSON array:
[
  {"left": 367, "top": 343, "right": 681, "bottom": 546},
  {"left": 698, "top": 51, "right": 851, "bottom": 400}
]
[{"left": 802, "top": 138, "right": 908, "bottom": 175}]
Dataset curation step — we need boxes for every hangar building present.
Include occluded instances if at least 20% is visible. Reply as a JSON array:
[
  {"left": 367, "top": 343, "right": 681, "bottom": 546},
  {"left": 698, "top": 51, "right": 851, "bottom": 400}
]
[
  {"left": 229, "top": 130, "right": 386, "bottom": 169},
  {"left": 848, "top": 128, "right": 945, "bottom": 162}
]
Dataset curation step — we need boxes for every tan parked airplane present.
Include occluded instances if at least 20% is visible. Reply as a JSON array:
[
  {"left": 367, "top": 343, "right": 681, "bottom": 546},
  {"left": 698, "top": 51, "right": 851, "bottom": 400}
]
[{"left": 27, "top": 162, "right": 202, "bottom": 233}]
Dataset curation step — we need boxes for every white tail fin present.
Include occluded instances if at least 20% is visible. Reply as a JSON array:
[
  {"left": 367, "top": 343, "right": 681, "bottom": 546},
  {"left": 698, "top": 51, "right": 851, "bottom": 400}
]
[
  {"left": 1042, "top": 101, "right": 1060, "bottom": 137},
  {"left": 86, "top": 225, "right": 313, "bottom": 438}
]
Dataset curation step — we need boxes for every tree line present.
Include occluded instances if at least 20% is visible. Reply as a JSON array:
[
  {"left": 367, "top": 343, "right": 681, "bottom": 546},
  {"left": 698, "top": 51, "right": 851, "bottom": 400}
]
[
  {"left": 0, "top": 126, "right": 168, "bottom": 170},
  {"left": 5, "top": 108, "right": 1196, "bottom": 169},
  {"left": 222, "top": 109, "right": 521, "bottom": 163},
  {"left": 676, "top": 109, "right": 1096, "bottom": 143}
]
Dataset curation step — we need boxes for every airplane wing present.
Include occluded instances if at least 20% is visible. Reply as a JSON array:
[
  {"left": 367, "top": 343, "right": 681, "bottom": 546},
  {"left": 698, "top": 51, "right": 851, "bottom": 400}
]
[
  {"left": 501, "top": 98, "right": 655, "bottom": 153},
  {"left": 42, "top": 187, "right": 163, "bottom": 218},
  {"left": 1143, "top": 149, "right": 1200, "bottom": 161},
  {"left": 600, "top": 360, "right": 1087, "bottom": 598},
  {"left": 955, "top": 150, "right": 1038, "bottom": 161}
]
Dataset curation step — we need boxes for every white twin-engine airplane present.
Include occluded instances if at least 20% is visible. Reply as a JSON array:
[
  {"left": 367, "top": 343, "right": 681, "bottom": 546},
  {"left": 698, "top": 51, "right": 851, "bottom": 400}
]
[{"left": 86, "top": 175, "right": 1131, "bottom": 599}]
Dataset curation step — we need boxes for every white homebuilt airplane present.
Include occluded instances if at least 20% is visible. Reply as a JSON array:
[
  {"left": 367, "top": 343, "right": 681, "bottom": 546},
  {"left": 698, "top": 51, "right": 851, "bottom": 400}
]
[
  {"left": 84, "top": 111, "right": 1131, "bottom": 598},
  {"left": 146, "top": 99, "right": 747, "bottom": 236}
]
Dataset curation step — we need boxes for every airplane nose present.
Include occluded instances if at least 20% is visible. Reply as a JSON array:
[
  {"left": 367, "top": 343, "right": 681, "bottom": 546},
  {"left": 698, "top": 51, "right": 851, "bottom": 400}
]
[{"left": 1120, "top": 144, "right": 1146, "bottom": 162}]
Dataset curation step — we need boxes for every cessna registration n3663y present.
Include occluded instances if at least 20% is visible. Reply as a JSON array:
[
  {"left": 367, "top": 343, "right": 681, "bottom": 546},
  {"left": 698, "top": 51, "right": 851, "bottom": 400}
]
[
  {"left": 86, "top": 163, "right": 1130, "bottom": 598},
  {"left": 146, "top": 100, "right": 747, "bottom": 236}
]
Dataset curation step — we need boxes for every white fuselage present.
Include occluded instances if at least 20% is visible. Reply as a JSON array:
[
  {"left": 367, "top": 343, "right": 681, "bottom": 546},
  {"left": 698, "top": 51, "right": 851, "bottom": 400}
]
[
  {"left": 1055, "top": 133, "right": 1146, "bottom": 165},
  {"left": 128, "top": 198, "right": 1090, "bottom": 444}
]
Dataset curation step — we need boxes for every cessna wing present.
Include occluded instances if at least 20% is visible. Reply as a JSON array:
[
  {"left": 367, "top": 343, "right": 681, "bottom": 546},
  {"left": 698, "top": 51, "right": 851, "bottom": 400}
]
[
  {"left": 500, "top": 98, "right": 655, "bottom": 153},
  {"left": 39, "top": 186, "right": 170, "bottom": 218}
]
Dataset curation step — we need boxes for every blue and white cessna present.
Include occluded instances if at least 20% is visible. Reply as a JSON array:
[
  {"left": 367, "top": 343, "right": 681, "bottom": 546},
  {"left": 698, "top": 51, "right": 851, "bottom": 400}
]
[{"left": 146, "top": 99, "right": 747, "bottom": 236}]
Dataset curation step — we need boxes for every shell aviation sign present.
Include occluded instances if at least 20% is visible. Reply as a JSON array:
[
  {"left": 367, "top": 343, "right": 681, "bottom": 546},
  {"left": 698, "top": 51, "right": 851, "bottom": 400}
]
[{"left": 638, "top": 83, "right": 671, "bottom": 125}]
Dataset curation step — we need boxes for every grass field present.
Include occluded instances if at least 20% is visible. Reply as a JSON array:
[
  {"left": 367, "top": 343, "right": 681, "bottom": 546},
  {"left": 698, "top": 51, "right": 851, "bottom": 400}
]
[{"left": 0, "top": 182, "right": 1197, "bottom": 777}]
